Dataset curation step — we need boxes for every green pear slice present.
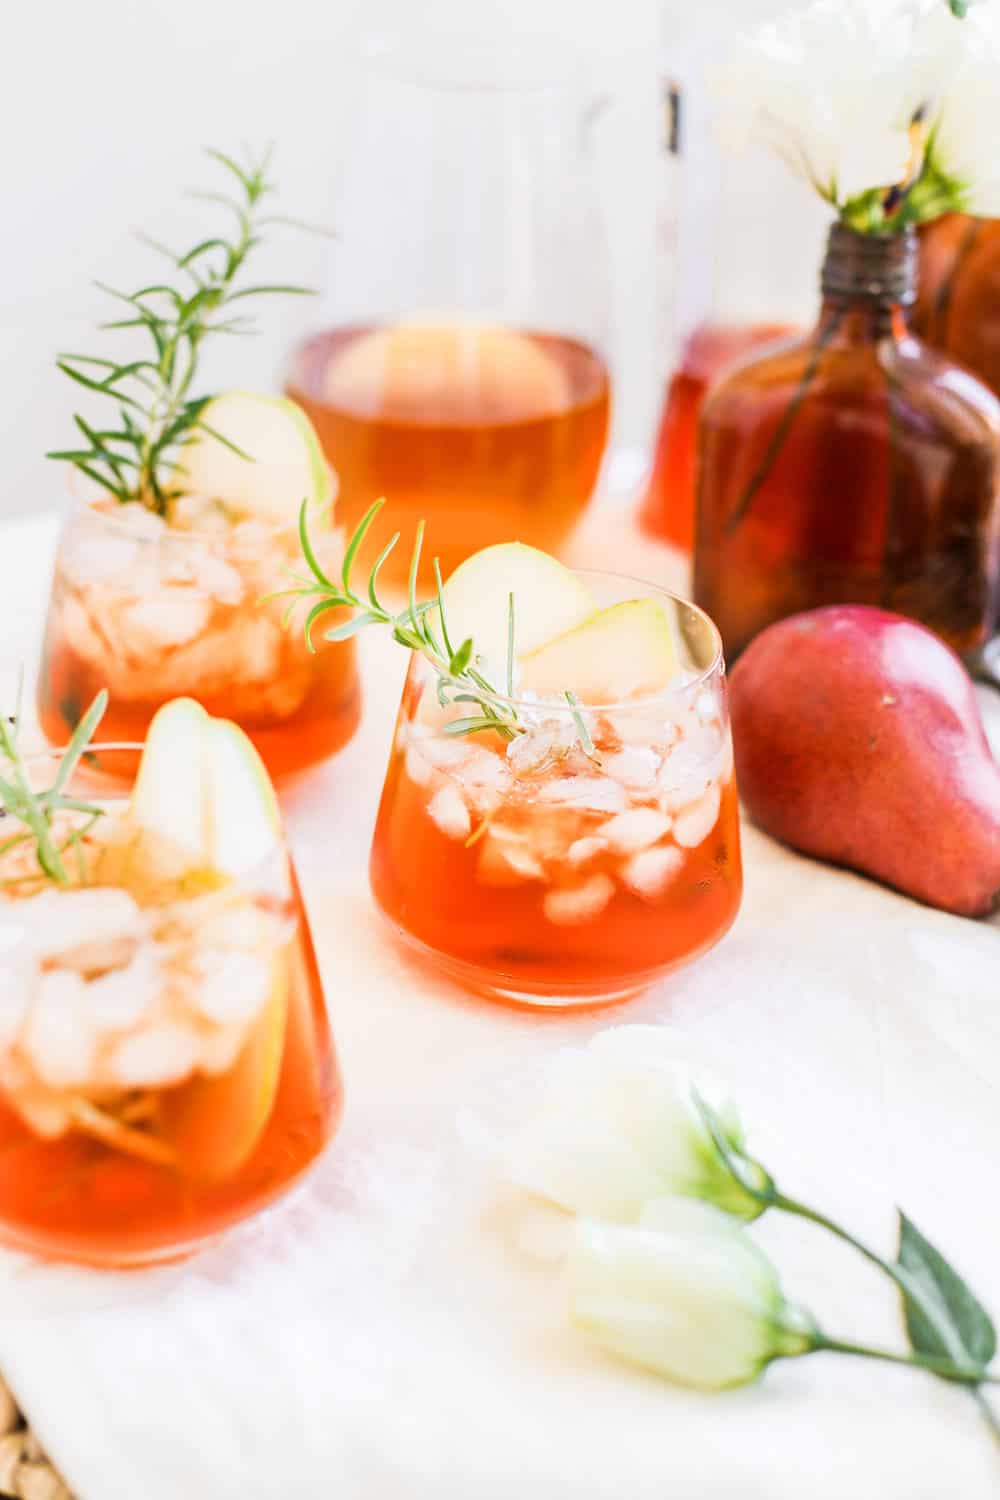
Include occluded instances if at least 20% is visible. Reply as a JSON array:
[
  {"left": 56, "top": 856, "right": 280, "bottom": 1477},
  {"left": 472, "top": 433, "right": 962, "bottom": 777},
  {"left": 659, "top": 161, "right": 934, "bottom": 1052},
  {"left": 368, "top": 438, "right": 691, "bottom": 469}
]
[
  {"left": 205, "top": 718, "right": 283, "bottom": 878},
  {"left": 433, "top": 542, "right": 595, "bottom": 681},
  {"left": 175, "top": 391, "right": 331, "bottom": 525},
  {"left": 127, "top": 698, "right": 212, "bottom": 883},
  {"left": 124, "top": 698, "right": 283, "bottom": 892},
  {"left": 520, "top": 599, "right": 681, "bottom": 705}
]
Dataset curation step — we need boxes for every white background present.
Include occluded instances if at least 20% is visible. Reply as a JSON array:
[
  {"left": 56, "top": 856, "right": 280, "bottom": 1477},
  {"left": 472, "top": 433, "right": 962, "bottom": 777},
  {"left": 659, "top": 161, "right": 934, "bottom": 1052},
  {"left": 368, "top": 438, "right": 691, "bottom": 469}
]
[{"left": 1, "top": 0, "right": 809, "bottom": 523}]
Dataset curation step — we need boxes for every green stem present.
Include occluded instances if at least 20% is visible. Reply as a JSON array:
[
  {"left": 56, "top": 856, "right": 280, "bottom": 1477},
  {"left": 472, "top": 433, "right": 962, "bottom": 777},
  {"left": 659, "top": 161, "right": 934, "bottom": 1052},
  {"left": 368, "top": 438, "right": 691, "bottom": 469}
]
[
  {"left": 723, "top": 309, "right": 843, "bottom": 536},
  {"left": 809, "top": 1334, "right": 1000, "bottom": 1387},
  {"left": 773, "top": 1190, "right": 1000, "bottom": 1445}
]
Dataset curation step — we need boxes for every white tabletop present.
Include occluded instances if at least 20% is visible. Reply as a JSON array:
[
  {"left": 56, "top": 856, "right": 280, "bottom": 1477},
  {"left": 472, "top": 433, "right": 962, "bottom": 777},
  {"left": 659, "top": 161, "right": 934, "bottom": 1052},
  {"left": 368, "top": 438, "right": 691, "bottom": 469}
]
[{"left": 0, "top": 508, "right": 997, "bottom": 1500}]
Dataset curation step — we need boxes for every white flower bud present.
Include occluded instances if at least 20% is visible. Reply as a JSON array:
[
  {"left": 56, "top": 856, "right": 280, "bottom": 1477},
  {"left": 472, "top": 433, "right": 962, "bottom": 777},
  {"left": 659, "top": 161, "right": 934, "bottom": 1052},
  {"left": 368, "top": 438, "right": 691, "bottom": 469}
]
[
  {"left": 569, "top": 1199, "right": 814, "bottom": 1390},
  {"left": 503, "top": 1026, "right": 765, "bottom": 1223}
]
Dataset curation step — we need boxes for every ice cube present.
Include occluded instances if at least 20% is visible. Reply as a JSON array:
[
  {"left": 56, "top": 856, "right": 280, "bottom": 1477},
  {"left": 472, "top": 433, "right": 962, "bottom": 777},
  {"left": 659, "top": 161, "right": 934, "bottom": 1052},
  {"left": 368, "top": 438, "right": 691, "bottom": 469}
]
[
  {"left": 673, "top": 784, "right": 722, "bottom": 848},
  {"left": 15, "top": 889, "right": 144, "bottom": 972},
  {"left": 108, "top": 1021, "right": 201, "bottom": 1089},
  {"left": 543, "top": 874, "right": 615, "bottom": 926},
  {"left": 423, "top": 736, "right": 479, "bottom": 771},
  {"left": 566, "top": 836, "right": 607, "bottom": 869},
  {"left": 404, "top": 744, "right": 434, "bottom": 788},
  {"left": 164, "top": 548, "right": 244, "bottom": 606},
  {"left": 600, "top": 808, "right": 673, "bottom": 857},
  {"left": 621, "top": 844, "right": 685, "bottom": 900},
  {"left": 64, "top": 532, "right": 142, "bottom": 586},
  {"left": 122, "top": 590, "right": 213, "bottom": 652},
  {"left": 456, "top": 748, "right": 511, "bottom": 794},
  {"left": 695, "top": 689, "right": 720, "bottom": 724},
  {"left": 426, "top": 784, "right": 472, "bottom": 840},
  {"left": 23, "top": 971, "right": 96, "bottom": 1089},
  {"left": 477, "top": 829, "right": 545, "bottom": 886},
  {"left": 602, "top": 746, "right": 660, "bottom": 789},
  {"left": 85, "top": 948, "right": 161, "bottom": 1034},
  {"left": 604, "top": 711, "right": 663, "bottom": 747},
  {"left": 192, "top": 950, "right": 273, "bottom": 1026},
  {"left": 506, "top": 726, "right": 558, "bottom": 775},
  {"left": 199, "top": 1023, "right": 247, "bottom": 1077},
  {"left": 657, "top": 743, "right": 712, "bottom": 813},
  {"left": 537, "top": 777, "right": 628, "bottom": 814},
  {"left": 113, "top": 504, "right": 169, "bottom": 541}
]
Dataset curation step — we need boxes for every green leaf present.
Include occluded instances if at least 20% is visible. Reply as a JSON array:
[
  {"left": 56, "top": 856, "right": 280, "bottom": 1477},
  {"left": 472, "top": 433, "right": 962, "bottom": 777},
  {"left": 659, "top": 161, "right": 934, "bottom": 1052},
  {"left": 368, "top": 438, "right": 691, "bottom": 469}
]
[
  {"left": 225, "top": 283, "right": 315, "bottom": 302},
  {"left": 449, "top": 638, "right": 473, "bottom": 676},
  {"left": 897, "top": 1211, "right": 996, "bottom": 1372},
  {"left": 339, "top": 498, "right": 384, "bottom": 595},
  {"left": 443, "top": 716, "right": 505, "bottom": 737},
  {"left": 323, "top": 610, "right": 381, "bottom": 643}
]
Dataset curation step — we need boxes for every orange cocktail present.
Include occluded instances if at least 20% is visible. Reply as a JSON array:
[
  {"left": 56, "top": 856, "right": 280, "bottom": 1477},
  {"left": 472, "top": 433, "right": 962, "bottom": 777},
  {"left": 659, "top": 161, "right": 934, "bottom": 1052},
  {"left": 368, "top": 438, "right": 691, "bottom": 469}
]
[
  {"left": 0, "top": 737, "right": 341, "bottom": 1266},
  {"left": 370, "top": 573, "right": 742, "bottom": 1007}
]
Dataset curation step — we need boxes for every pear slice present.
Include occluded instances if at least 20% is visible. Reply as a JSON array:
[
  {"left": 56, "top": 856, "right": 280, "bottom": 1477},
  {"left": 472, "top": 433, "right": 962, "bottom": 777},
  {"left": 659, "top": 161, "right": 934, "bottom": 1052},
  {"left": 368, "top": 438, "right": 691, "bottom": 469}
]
[
  {"left": 432, "top": 542, "right": 595, "bottom": 682},
  {"left": 159, "top": 952, "right": 289, "bottom": 1181},
  {"left": 205, "top": 718, "right": 283, "bottom": 879},
  {"left": 520, "top": 599, "right": 681, "bottom": 705},
  {"left": 175, "top": 391, "right": 331, "bottom": 526}
]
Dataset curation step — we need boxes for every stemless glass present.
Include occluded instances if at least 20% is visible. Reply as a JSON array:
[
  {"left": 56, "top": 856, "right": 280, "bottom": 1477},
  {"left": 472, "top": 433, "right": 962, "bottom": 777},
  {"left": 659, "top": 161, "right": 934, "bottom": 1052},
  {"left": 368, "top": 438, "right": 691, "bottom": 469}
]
[
  {"left": 285, "top": 35, "right": 612, "bottom": 587},
  {"left": 37, "top": 497, "right": 361, "bottom": 780},
  {"left": 0, "top": 748, "right": 341, "bottom": 1266},
  {"left": 370, "top": 574, "right": 741, "bottom": 1008}
]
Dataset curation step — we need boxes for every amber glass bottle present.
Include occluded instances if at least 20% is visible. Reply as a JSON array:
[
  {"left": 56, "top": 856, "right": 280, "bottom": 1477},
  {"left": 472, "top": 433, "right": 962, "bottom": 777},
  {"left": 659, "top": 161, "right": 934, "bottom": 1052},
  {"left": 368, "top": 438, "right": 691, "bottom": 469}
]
[
  {"left": 914, "top": 213, "right": 1000, "bottom": 396},
  {"left": 693, "top": 223, "right": 1000, "bottom": 662}
]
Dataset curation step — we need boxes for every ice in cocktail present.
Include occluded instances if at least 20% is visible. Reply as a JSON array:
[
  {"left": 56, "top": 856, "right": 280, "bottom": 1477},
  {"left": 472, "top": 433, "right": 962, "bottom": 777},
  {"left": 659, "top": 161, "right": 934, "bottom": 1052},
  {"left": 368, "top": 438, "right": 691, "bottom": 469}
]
[
  {"left": 287, "top": 513, "right": 742, "bottom": 1006},
  {"left": 0, "top": 698, "right": 340, "bottom": 1265},
  {"left": 40, "top": 150, "right": 360, "bottom": 779}
]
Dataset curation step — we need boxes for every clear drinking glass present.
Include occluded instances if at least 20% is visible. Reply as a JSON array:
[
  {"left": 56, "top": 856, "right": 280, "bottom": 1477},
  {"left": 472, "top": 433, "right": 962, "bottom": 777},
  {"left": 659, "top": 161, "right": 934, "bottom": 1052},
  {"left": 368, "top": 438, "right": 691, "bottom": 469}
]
[
  {"left": 0, "top": 748, "right": 341, "bottom": 1266},
  {"left": 369, "top": 573, "right": 742, "bottom": 1008},
  {"left": 285, "top": 35, "right": 613, "bottom": 588},
  {"left": 37, "top": 498, "right": 361, "bottom": 781}
]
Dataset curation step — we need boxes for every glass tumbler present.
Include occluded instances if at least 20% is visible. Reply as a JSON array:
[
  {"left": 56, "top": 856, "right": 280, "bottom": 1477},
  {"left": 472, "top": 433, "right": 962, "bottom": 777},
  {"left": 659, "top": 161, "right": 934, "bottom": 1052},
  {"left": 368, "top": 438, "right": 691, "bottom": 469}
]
[
  {"left": 369, "top": 573, "right": 742, "bottom": 1008},
  {"left": 0, "top": 748, "right": 341, "bottom": 1266},
  {"left": 37, "top": 497, "right": 361, "bottom": 781}
]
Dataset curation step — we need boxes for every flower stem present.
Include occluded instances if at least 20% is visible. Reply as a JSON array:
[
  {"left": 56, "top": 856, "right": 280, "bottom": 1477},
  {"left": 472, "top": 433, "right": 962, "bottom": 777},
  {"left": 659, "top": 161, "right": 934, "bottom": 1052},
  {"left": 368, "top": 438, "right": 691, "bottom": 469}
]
[
  {"left": 809, "top": 1334, "right": 1000, "bottom": 1387},
  {"left": 771, "top": 1189, "right": 1000, "bottom": 1445},
  {"left": 722, "top": 308, "right": 842, "bottom": 536}
]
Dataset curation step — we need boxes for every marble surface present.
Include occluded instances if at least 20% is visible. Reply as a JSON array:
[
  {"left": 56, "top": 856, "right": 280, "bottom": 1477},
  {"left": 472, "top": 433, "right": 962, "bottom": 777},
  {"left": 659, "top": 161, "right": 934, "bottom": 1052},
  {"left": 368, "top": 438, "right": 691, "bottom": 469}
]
[{"left": 0, "top": 508, "right": 997, "bottom": 1500}]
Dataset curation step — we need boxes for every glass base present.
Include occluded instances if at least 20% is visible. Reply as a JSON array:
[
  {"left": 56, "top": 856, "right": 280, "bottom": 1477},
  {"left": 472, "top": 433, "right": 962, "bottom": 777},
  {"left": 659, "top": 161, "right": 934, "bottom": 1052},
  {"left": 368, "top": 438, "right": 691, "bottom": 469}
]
[
  {"left": 0, "top": 1147, "right": 332, "bottom": 1270},
  {"left": 380, "top": 916, "right": 663, "bottom": 1012}
]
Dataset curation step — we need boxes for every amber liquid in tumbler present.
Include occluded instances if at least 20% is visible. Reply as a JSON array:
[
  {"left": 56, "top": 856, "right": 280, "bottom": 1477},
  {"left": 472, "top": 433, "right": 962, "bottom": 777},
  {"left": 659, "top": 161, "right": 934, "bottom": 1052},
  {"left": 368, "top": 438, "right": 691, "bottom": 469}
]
[
  {"left": 0, "top": 884, "right": 340, "bottom": 1266},
  {"left": 640, "top": 322, "right": 797, "bottom": 553},
  {"left": 286, "top": 323, "right": 611, "bottom": 585}
]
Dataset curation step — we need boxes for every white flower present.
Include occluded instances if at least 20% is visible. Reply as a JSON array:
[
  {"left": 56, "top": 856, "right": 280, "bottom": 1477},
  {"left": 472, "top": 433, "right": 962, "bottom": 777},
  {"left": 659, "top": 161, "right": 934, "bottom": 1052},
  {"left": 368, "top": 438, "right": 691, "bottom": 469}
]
[
  {"left": 569, "top": 1198, "right": 814, "bottom": 1390},
  {"left": 924, "top": 7, "right": 1000, "bottom": 215},
  {"left": 503, "top": 1026, "right": 765, "bottom": 1223},
  {"left": 711, "top": 0, "right": 954, "bottom": 207}
]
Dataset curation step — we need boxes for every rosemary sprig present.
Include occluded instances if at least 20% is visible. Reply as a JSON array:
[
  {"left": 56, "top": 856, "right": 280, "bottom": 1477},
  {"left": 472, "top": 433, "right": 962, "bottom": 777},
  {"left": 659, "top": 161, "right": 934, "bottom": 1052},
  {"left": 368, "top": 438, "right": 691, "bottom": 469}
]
[
  {"left": 274, "top": 499, "right": 524, "bottom": 741},
  {"left": 0, "top": 683, "right": 108, "bottom": 887},
  {"left": 48, "top": 145, "right": 315, "bottom": 515}
]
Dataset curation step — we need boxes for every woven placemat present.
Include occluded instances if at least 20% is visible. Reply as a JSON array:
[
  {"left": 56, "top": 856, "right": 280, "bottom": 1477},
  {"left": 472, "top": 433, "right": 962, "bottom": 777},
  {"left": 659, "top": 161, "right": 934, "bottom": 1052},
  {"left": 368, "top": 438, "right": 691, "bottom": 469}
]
[{"left": 0, "top": 1380, "right": 72, "bottom": 1500}]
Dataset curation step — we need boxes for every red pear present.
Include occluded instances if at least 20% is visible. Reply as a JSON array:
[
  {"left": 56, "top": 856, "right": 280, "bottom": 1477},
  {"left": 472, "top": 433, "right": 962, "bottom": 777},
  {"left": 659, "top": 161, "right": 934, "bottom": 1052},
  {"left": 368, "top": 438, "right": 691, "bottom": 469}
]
[{"left": 729, "top": 606, "right": 1000, "bottom": 917}]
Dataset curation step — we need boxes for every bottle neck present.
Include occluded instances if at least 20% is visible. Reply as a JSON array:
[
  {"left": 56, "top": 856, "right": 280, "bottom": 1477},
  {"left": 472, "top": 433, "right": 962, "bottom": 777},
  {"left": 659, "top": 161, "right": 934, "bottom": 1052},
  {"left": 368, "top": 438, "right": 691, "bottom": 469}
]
[{"left": 819, "top": 222, "right": 916, "bottom": 341}]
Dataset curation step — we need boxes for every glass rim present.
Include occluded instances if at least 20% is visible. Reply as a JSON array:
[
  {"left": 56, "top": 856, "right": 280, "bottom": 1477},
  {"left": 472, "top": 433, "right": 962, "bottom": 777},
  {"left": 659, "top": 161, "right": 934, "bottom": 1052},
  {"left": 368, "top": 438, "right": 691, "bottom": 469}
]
[
  {"left": 65, "top": 489, "right": 336, "bottom": 544},
  {"left": 13, "top": 744, "right": 293, "bottom": 891},
  {"left": 418, "top": 568, "right": 725, "bottom": 714}
]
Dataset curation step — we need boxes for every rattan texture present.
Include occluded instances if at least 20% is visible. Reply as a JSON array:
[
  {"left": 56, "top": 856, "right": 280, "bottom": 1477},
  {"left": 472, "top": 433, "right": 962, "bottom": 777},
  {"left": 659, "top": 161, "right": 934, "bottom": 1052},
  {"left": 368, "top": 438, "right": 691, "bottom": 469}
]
[{"left": 0, "top": 1380, "right": 72, "bottom": 1500}]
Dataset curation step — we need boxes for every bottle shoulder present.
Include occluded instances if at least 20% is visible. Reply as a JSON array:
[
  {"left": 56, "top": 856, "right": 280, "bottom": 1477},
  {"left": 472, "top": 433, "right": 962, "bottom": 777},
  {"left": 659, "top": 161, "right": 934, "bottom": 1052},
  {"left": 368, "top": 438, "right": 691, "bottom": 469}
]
[{"left": 702, "top": 325, "right": 1000, "bottom": 448}]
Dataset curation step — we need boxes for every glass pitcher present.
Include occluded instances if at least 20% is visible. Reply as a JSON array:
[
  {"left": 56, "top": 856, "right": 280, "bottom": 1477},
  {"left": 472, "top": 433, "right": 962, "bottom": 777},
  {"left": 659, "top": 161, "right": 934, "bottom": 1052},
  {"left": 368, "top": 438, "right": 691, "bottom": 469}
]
[
  {"left": 641, "top": 4, "right": 828, "bottom": 554},
  {"left": 285, "top": 34, "right": 612, "bottom": 587}
]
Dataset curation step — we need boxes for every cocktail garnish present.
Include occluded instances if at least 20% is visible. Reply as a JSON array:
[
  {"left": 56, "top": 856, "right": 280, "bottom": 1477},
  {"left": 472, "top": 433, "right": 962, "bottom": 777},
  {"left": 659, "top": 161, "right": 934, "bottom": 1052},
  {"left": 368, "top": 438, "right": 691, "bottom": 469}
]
[
  {"left": 48, "top": 147, "right": 317, "bottom": 515},
  {"left": 277, "top": 499, "right": 602, "bottom": 756},
  {"left": 0, "top": 680, "right": 108, "bottom": 887}
]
